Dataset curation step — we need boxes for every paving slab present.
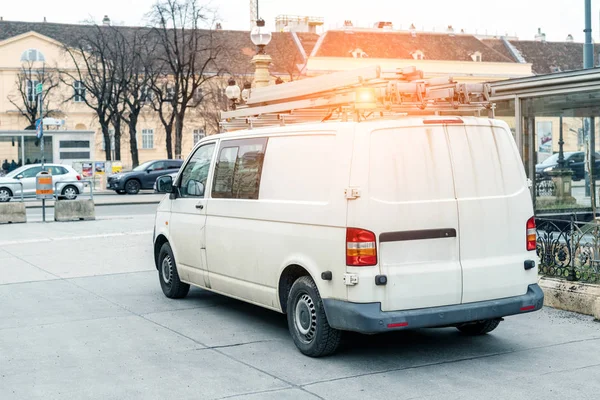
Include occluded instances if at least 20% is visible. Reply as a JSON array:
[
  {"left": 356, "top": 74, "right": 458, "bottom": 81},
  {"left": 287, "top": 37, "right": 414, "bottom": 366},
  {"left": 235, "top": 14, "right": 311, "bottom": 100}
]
[
  {"left": 145, "top": 297, "right": 290, "bottom": 348},
  {"left": 225, "top": 388, "right": 321, "bottom": 399},
  {"left": 0, "top": 279, "right": 129, "bottom": 330},
  {"left": 220, "top": 308, "right": 600, "bottom": 386},
  {"left": 0, "top": 255, "right": 57, "bottom": 284},
  {"left": 70, "top": 271, "right": 232, "bottom": 315},
  {"left": 303, "top": 339, "right": 600, "bottom": 400},
  {"left": 0, "top": 315, "right": 288, "bottom": 400}
]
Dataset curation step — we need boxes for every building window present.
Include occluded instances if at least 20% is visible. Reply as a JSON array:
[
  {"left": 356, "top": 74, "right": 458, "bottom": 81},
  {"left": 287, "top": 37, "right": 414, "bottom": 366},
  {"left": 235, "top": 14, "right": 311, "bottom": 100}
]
[
  {"left": 60, "top": 140, "right": 90, "bottom": 148},
  {"left": 165, "top": 86, "right": 175, "bottom": 101},
  {"left": 20, "top": 49, "right": 45, "bottom": 62},
  {"left": 26, "top": 80, "right": 40, "bottom": 103},
  {"left": 193, "top": 128, "right": 206, "bottom": 145},
  {"left": 140, "top": 86, "right": 153, "bottom": 103},
  {"left": 411, "top": 50, "right": 425, "bottom": 60},
  {"left": 141, "top": 129, "right": 154, "bottom": 149},
  {"left": 194, "top": 87, "right": 204, "bottom": 102},
  {"left": 60, "top": 151, "right": 91, "bottom": 159},
  {"left": 212, "top": 138, "right": 267, "bottom": 200},
  {"left": 471, "top": 51, "right": 482, "bottom": 62},
  {"left": 74, "top": 81, "right": 85, "bottom": 102}
]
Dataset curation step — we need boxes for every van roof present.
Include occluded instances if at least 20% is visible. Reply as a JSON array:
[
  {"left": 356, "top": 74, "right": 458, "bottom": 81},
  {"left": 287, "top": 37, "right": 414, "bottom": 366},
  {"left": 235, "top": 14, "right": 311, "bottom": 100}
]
[{"left": 208, "top": 117, "right": 509, "bottom": 142}]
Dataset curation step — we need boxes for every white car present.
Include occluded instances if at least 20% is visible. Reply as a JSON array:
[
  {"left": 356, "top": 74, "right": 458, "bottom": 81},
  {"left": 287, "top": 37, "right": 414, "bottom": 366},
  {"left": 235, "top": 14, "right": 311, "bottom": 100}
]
[
  {"left": 0, "top": 163, "right": 84, "bottom": 202},
  {"left": 153, "top": 117, "right": 543, "bottom": 357}
]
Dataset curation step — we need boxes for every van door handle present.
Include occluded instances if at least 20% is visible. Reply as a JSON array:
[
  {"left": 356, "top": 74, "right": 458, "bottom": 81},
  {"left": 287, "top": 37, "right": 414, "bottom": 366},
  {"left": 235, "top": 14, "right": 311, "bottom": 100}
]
[{"left": 196, "top": 204, "right": 204, "bottom": 210}]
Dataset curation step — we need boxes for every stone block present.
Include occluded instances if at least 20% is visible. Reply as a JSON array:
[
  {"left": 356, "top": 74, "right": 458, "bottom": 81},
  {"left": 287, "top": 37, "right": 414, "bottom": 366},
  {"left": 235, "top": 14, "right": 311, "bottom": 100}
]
[
  {"left": 0, "top": 202, "right": 27, "bottom": 224},
  {"left": 54, "top": 199, "right": 95, "bottom": 222}
]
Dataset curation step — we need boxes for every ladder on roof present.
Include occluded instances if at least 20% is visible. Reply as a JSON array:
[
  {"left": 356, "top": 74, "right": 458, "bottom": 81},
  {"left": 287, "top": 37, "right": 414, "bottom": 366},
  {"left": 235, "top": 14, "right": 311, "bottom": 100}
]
[{"left": 219, "top": 66, "right": 495, "bottom": 131}]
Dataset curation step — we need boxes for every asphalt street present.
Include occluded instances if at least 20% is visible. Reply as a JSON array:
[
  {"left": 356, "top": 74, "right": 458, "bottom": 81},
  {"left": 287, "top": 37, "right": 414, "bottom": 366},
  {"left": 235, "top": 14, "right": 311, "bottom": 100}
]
[{"left": 1, "top": 214, "right": 600, "bottom": 399}]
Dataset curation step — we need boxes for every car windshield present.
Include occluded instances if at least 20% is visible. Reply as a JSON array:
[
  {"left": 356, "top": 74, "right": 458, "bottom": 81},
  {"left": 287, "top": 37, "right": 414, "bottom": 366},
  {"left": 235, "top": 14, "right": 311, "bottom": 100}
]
[
  {"left": 4, "top": 165, "right": 30, "bottom": 178},
  {"left": 540, "top": 153, "right": 569, "bottom": 165},
  {"left": 132, "top": 161, "right": 154, "bottom": 172}
]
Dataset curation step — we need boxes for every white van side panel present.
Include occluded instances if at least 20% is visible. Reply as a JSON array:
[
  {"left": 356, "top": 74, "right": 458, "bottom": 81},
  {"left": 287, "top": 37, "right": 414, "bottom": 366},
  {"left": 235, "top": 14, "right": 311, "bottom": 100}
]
[
  {"left": 347, "top": 123, "right": 462, "bottom": 311},
  {"left": 446, "top": 121, "right": 537, "bottom": 304},
  {"left": 205, "top": 129, "right": 353, "bottom": 311}
]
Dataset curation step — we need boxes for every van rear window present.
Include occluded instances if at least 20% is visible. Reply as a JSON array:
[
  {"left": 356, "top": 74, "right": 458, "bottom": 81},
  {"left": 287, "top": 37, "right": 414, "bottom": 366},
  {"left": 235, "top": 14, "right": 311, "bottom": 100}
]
[{"left": 212, "top": 138, "right": 267, "bottom": 200}]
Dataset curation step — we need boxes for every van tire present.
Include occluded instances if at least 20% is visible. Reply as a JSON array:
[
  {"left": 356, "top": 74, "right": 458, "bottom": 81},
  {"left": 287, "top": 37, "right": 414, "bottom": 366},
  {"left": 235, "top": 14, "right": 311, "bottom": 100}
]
[
  {"left": 457, "top": 319, "right": 501, "bottom": 335},
  {"left": 286, "top": 276, "right": 342, "bottom": 357},
  {"left": 158, "top": 242, "right": 190, "bottom": 299}
]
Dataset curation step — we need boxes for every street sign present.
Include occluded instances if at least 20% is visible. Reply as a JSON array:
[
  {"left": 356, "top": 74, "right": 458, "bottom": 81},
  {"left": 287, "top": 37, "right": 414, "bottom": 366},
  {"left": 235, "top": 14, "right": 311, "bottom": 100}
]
[
  {"left": 36, "top": 171, "right": 54, "bottom": 200},
  {"left": 35, "top": 83, "right": 43, "bottom": 95}
]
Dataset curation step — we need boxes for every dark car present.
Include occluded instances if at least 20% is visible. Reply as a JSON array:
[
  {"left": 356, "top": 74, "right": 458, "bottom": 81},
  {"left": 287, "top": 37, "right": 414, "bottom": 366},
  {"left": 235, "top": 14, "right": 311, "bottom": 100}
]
[
  {"left": 536, "top": 151, "right": 600, "bottom": 181},
  {"left": 107, "top": 159, "right": 183, "bottom": 194}
]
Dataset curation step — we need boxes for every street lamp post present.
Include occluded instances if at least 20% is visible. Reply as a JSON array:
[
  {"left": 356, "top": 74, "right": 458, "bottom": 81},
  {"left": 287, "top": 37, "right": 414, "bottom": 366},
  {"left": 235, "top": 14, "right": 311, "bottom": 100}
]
[
  {"left": 225, "top": 78, "right": 241, "bottom": 110},
  {"left": 250, "top": 19, "right": 272, "bottom": 88},
  {"left": 557, "top": 116, "right": 566, "bottom": 169}
]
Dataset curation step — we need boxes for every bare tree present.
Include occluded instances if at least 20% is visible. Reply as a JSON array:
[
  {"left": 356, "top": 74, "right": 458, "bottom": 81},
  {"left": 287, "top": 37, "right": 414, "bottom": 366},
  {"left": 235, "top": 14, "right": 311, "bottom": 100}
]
[
  {"left": 60, "top": 24, "right": 124, "bottom": 161},
  {"left": 148, "top": 0, "right": 223, "bottom": 159},
  {"left": 268, "top": 33, "right": 304, "bottom": 82},
  {"left": 119, "top": 29, "right": 158, "bottom": 167},
  {"left": 8, "top": 61, "right": 59, "bottom": 129}
]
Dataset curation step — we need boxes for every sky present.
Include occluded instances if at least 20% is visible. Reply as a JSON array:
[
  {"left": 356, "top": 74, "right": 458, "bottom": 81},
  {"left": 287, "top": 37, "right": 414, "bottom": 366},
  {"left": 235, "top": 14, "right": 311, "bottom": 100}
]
[{"left": 0, "top": 0, "right": 597, "bottom": 43}]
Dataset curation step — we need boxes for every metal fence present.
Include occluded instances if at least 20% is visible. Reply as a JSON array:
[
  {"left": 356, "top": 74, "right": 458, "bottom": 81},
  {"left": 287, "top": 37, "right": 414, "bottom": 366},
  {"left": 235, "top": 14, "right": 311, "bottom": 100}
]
[
  {"left": 536, "top": 179, "right": 556, "bottom": 197},
  {"left": 536, "top": 216, "right": 600, "bottom": 283}
]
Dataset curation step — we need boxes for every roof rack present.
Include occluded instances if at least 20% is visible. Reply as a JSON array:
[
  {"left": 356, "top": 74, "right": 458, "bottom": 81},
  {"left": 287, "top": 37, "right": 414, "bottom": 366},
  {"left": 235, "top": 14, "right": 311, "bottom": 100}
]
[{"left": 220, "top": 66, "right": 495, "bottom": 131}]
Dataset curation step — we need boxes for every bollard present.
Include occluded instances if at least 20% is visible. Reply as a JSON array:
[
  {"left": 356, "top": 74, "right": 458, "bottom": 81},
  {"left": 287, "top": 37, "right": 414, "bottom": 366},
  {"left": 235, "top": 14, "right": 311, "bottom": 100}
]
[
  {"left": 54, "top": 199, "right": 95, "bottom": 222},
  {"left": 0, "top": 202, "right": 27, "bottom": 224}
]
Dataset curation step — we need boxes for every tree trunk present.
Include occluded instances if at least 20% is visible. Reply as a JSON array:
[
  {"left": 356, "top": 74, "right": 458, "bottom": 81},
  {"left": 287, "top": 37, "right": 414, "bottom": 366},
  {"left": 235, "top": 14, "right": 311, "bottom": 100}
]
[
  {"left": 175, "top": 113, "right": 184, "bottom": 159},
  {"left": 165, "top": 125, "right": 173, "bottom": 159},
  {"left": 128, "top": 114, "right": 140, "bottom": 168},
  {"left": 101, "top": 123, "right": 112, "bottom": 161},
  {"left": 112, "top": 117, "right": 122, "bottom": 161}
]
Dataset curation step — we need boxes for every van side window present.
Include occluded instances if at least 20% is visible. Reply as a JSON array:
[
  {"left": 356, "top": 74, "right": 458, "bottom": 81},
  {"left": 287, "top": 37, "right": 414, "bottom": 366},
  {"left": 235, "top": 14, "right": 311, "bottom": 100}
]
[
  {"left": 179, "top": 143, "right": 216, "bottom": 198},
  {"left": 212, "top": 138, "right": 267, "bottom": 200}
]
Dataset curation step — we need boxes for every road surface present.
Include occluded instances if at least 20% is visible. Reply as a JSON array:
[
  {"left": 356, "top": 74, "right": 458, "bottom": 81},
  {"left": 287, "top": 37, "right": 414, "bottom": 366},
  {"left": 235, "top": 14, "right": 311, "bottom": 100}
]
[{"left": 1, "top": 215, "right": 600, "bottom": 400}]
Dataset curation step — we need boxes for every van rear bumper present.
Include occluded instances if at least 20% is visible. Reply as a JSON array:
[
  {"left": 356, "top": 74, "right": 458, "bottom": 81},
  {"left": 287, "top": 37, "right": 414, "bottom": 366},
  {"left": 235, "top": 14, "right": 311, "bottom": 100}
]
[{"left": 322, "top": 284, "right": 544, "bottom": 334}]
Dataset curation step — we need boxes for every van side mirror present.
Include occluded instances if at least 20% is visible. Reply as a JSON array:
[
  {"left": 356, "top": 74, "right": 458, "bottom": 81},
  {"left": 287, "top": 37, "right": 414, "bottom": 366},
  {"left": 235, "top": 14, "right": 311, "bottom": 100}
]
[
  {"left": 156, "top": 175, "right": 173, "bottom": 193},
  {"left": 187, "top": 180, "right": 205, "bottom": 197}
]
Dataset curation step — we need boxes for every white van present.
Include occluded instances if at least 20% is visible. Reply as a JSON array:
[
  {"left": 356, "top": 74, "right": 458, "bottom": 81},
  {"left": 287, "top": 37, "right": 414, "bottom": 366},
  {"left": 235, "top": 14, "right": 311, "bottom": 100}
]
[{"left": 153, "top": 116, "right": 543, "bottom": 357}]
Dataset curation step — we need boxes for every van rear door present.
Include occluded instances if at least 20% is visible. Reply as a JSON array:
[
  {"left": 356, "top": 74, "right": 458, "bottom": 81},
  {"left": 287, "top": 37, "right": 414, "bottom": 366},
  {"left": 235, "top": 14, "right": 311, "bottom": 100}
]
[
  {"left": 348, "top": 122, "right": 462, "bottom": 312},
  {"left": 445, "top": 119, "right": 536, "bottom": 304}
]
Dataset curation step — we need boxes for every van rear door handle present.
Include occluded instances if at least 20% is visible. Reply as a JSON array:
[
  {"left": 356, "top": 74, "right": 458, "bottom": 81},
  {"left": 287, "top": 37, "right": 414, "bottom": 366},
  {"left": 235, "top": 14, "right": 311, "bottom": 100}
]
[{"left": 195, "top": 204, "right": 204, "bottom": 210}]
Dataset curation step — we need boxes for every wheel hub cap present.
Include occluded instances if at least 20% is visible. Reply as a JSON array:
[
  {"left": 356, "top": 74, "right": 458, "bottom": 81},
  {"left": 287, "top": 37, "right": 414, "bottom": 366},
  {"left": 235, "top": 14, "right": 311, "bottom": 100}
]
[
  {"left": 0, "top": 190, "right": 8, "bottom": 201},
  {"left": 161, "top": 256, "right": 173, "bottom": 284},
  {"left": 294, "top": 293, "right": 317, "bottom": 342}
]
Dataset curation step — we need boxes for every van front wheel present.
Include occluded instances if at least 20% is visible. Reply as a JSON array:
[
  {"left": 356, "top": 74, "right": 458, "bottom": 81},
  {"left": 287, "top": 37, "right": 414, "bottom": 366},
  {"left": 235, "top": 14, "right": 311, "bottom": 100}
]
[
  {"left": 158, "top": 242, "right": 190, "bottom": 299},
  {"left": 457, "top": 319, "right": 501, "bottom": 335},
  {"left": 286, "top": 276, "right": 342, "bottom": 357}
]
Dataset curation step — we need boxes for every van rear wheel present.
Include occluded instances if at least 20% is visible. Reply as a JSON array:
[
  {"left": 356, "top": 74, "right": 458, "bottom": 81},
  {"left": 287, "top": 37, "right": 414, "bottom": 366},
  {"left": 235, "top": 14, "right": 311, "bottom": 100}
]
[
  {"left": 286, "top": 276, "right": 342, "bottom": 357},
  {"left": 158, "top": 242, "right": 190, "bottom": 299},
  {"left": 457, "top": 319, "right": 501, "bottom": 335}
]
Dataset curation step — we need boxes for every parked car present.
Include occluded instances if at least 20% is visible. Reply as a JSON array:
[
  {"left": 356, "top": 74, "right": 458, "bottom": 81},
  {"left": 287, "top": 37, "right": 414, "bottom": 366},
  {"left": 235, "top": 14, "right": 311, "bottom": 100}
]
[
  {"left": 107, "top": 159, "right": 183, "bottom": 195},
  {"left": 153, "top": 117, "right": 543, "bottom": 357},
  {"left": 536, "top": 151, "right": 600, "bottom": 181},
  {"left": 0, "top": 164, "right": 83, "bottom": 202}
]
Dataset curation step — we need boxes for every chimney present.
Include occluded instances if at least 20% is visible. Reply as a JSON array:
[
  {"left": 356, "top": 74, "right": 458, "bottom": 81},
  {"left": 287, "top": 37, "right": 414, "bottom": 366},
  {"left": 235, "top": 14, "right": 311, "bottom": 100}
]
[
  {"left": 102, "top": 15, "right": 110, "bottom": 26},
  {"left": 43, "top": 17, "right": 47, "bottom": 23},
  {"left": 535, "top": 27, "right": 546, "bottom": 42},
  {"left": 447, "top": 25, "right": 455, "bottom": 36},
  {"left": 215, "top": 22, "right": 222, "bottom": 30},
  {"left": 343, "top": 20, "right": 353, "bottom": 27},
  {"left": 409, "top": 23, "right": 416, "bottom": 37},
  {"left": 566, "top": 34, "right": 574, "bottom": 42}
]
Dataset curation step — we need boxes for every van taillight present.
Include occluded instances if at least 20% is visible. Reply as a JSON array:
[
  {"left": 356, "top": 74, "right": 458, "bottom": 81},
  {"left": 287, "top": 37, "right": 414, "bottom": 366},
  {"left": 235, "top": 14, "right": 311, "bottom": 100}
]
[
  {"left": 346, "top": 228, "right": 377, "bottom": 266},
  {"left": 526, "top": 217, "right": 536, "bottom": 251}
]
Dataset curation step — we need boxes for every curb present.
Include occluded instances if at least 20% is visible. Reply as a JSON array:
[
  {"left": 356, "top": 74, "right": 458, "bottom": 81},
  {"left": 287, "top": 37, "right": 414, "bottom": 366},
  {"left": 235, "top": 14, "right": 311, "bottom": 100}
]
[
  {"left": 25, "top": 201, "right": 161, "bottom": 209},
  {"left": 539, "top": 276, "right": 600, "bottom": 321}
]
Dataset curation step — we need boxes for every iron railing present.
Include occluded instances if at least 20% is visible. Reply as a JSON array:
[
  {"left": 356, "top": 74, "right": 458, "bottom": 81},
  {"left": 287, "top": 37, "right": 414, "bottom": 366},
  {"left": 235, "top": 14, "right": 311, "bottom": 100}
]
[
  {"left": 536, "top": 179, "right": 557, "bottom": 197},
  {"left": 536, "top": 216, "right": 600, "bottom": 283}
]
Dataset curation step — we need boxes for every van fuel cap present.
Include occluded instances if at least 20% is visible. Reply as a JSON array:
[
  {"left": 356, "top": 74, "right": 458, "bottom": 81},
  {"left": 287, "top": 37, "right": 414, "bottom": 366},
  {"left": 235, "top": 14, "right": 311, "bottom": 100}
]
[{"left": 375, "top": 275, "right": 388, "bottom": 286}]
